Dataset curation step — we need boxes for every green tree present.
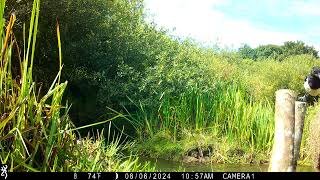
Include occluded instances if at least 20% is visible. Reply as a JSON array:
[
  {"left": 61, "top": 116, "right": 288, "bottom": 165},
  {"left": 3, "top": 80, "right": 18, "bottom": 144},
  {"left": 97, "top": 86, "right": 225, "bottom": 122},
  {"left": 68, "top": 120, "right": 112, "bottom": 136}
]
[
  {"left": 282, "top": 40, "right": 319, "bottom": 58},
  {"left": 255, "top": 44, "right": 283, "bottom": 60},
  {"left": 7, "top": 0, "right": 155, "bottom": 121},
  {"left": 238, "top": 44, "right": 257, "bottom": 60},
  {"left": 237, "top": 41, "right": 319, "bottom": 61}
]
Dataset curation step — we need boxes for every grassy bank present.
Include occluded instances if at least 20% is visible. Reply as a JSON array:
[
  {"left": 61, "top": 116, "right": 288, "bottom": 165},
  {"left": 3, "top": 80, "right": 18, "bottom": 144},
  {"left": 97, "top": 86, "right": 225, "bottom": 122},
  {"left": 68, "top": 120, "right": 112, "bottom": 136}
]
[
  {"left": 131, "top": 54, "right": 320, "bottom": 165},
  {"left": 131, "top": 83, "right": 274, "bottom": 164},
  {"left": 132, "top": 89, "right": 318, "bottom": 166}
]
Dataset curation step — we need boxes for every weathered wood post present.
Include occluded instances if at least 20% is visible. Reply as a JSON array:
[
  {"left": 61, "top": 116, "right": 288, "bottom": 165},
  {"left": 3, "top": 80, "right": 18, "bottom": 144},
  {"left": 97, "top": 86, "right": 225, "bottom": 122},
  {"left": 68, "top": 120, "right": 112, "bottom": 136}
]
[
  {"left": 293, "top": 101, "right": 307, "bottom": 171},
  {"left": 269, "top": 89, "right": 296, "bottom": 172},
  {"left": 310, "top": 111, "right": 320, "bottom": 172}
]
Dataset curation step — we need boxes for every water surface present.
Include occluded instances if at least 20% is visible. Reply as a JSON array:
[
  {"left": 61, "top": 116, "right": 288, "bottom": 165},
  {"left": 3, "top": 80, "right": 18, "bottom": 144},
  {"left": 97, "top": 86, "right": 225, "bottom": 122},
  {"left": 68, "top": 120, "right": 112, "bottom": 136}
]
[{"left": 141, "top": 158, "right": 315, "bottom": 172}]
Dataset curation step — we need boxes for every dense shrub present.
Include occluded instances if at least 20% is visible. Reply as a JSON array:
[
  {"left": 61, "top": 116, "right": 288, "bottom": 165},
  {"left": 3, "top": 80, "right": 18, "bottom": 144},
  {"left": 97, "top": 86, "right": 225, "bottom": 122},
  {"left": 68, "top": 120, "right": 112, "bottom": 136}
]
[{"left": 236, "top": 54, "right": 320, "bottom": 101}]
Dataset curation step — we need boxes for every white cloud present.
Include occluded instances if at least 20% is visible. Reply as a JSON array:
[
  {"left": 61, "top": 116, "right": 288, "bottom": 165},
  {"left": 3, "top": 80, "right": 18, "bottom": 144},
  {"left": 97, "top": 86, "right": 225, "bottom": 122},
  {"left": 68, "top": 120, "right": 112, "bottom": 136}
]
[
  {"left": 144, "top": 0, "right": 319, "bottom": 51},
  {"left": 290, "top": 0, "right": 320, "bottom": 16}
]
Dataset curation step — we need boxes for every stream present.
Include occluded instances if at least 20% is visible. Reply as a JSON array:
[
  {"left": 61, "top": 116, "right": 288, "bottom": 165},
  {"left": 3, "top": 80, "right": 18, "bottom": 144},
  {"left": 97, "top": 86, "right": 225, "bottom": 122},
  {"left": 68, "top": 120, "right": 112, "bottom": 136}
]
[{"left": 140, "top": 158, "right": 315, "bottom": 172}]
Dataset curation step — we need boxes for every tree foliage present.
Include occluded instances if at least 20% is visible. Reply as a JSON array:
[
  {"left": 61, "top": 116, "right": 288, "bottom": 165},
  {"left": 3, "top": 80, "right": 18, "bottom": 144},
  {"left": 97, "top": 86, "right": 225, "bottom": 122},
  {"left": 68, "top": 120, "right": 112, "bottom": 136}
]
[
  {"left": 238, "top": 44, "right": 257, "bottom": 60},
  {"left": 282, "top": 41, "right": 319, "bottom": 58},
  {"left": 8, "top": 0, "right": 155, "bottom": 121},
  {"left": 238, "top": 41, "right": 319, "bottom": 60},
  {"left": 255, "top": 44, "right": 283, "bottom": 60}
]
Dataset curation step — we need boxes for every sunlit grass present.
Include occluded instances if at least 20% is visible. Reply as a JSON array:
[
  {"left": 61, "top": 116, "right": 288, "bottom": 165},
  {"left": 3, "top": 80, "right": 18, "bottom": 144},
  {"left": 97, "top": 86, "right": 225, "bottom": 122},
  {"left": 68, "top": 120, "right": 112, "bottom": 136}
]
[
  {"left": 66, "top": 126, "right": 155, "bottom": 172},
  {"left": 0, "top": 0, "right": 71, "bottom": 171},
  {"left": 131, "top": 50, "right": 320, "bottom": 165},
  {"left": 131, "top": 82, "right": 275, "bottom": 163}
]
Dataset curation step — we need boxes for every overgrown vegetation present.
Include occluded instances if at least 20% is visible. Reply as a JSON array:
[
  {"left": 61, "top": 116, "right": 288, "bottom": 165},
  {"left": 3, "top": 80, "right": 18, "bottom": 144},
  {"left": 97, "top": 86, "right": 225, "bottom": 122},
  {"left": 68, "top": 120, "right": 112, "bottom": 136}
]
[
  {"left": 131, "top": 83, "right": 274, "bottom": 159},
  {"left": 3, "top": 0, "right": 320, "bottom": 172},
  {"left": 131, "top": 54, "right": 320, "bottom": 164},
  {"left": 300, "top": 102, "right": 320, "bottom": 170},
  {"left": 0, "top": 0, "right": 153, "bottom": 172}
]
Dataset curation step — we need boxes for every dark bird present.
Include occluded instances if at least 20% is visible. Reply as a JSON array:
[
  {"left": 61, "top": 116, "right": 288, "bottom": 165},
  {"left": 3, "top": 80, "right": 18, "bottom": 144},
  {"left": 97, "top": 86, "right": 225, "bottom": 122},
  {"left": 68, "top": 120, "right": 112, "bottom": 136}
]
[{"left": 298, "top": 66, "right": 320, "bottom": 103}]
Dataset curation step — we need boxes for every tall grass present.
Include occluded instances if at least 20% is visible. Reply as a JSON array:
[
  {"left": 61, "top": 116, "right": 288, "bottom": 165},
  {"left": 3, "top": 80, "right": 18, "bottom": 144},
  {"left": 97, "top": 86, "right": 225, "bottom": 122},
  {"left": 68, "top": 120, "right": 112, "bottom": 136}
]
[
  {"left": 133, "top": 81, "right": 274, "bottom": 153},
  {"left": 0, "top": 0, "right": 154, "bottom": 172},
  {"left": 0, "top": 0, "right": 73, "bottom": 171},
  {"left": 133, "top": 54, "right": 320, "bottom": 164},
  {"left": 66, "top": 125, "right": 156, "bottom": 172},
  {"left": 299, "top": 102, "right": 320, "bottom": 166}
]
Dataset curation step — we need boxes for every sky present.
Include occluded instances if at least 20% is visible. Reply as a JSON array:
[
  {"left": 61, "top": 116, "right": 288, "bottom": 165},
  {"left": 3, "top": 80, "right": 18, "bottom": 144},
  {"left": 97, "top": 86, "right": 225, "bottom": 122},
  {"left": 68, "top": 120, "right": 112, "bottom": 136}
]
[{"left": 144, "top": 0, "right": 320, "bottom": 51}]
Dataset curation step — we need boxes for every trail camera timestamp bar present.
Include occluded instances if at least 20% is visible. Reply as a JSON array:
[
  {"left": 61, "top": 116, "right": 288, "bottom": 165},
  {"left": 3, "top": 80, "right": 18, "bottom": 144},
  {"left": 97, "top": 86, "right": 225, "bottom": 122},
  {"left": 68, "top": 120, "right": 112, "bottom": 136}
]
[{"left": 0, "top": 171, "right": 320, "bottom": 180}]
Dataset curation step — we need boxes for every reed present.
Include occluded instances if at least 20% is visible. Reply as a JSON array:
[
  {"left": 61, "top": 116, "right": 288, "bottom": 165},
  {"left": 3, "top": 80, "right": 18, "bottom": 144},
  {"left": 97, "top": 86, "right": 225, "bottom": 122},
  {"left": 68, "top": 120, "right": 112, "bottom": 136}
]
[
  {"left": 133, "top": 82, "right": 275, "bottom": 154},
  {"left": 0, "top": 0, "right": 71, "bottom": 171},
  {"left": 0, "top": 0, "right": 153, "bottom": 172}
]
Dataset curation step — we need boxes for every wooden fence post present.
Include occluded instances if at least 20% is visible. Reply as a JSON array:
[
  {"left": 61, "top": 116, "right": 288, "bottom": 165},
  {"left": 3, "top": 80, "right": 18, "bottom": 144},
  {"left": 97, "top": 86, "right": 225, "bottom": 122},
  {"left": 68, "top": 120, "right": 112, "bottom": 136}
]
[
  {"left": 269, "top": 89, "right": 296, "bottom": 172},
  {"left": 293, "top": 101, "right": 307, "bottom": 171},
  {"left": 310, "top": 111, "right": 320, "bottom": 172}
]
